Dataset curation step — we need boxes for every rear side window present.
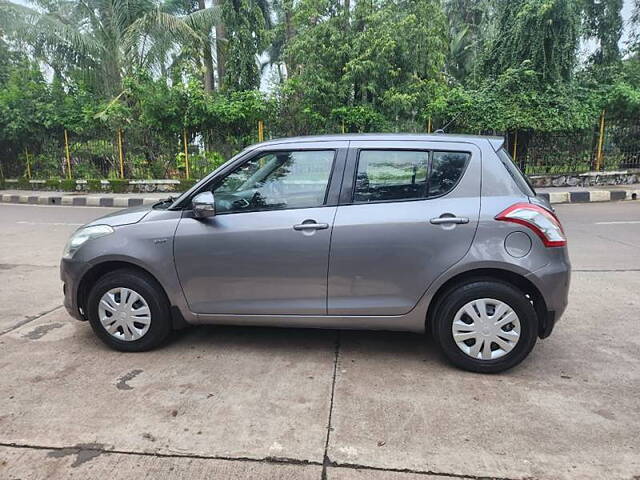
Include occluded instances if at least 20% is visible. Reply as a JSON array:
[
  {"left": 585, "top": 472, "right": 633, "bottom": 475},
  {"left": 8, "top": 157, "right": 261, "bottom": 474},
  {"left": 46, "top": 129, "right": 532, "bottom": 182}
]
[
  {"left": 353, "top": 150, "right": 470, "bottom": 203},
  {"left": 428, "top": 151, "right": 470, "bottom": 197},
  {"left": 354, "top": 150, "right": 429, "bottom": 202},
  {"left": 497, "top": 148, "right": 536, "bottom": 196}
]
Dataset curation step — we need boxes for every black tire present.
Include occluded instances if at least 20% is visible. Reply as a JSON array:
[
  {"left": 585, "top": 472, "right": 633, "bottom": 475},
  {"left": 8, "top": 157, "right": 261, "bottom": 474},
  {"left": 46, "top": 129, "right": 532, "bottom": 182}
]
[
  {"left": 87, "top": 269, "right": 172, "bottom": 352},
  {"left": 433, "top": 279, "right": 538, "bottom": 373}
]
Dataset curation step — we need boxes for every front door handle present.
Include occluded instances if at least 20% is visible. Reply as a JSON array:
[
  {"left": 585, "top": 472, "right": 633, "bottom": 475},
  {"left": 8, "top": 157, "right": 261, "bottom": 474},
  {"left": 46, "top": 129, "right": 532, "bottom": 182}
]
[
  {"left": 293, "top": 222, "right": 329, "bottom": 231},
  {"left": 430, "top": 216, "right": 469, "bottom": 225}
]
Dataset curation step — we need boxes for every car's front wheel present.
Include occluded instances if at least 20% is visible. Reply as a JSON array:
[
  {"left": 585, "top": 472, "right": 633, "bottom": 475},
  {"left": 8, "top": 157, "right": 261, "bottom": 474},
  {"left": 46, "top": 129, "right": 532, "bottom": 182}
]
[
  {"left": 86, "top": 269, "right": 172, "bottom": 352},
  {"left": 433, "top": 279, "right": 539, "bottom": 373}
]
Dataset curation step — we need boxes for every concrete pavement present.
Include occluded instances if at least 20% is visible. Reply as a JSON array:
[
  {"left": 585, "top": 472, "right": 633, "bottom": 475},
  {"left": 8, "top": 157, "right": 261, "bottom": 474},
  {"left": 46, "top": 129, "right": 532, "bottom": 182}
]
[{"left": 0, "top": 202, "right": 639, "bottom": 479}]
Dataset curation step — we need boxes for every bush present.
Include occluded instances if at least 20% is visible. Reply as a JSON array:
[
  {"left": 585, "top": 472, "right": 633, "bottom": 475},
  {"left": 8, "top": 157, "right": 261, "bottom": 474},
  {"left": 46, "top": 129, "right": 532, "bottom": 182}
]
[
  {"left": 60, "top": 179, "right": 76, "bottom": 191},
  {"left": 178, "top": 179, "right": 198, "bottom": 191},
  {"left": 45, "top": 179, "right": 61, "bottom": 190},
  {"left": 86, "top": 179, "right": 103, "bottom": 192},
  {"left": 108, "top": 179, "right": 129, "bottom": 193},
  {"left": 16, "top": 177, "right": 31, "bottom": 189}
]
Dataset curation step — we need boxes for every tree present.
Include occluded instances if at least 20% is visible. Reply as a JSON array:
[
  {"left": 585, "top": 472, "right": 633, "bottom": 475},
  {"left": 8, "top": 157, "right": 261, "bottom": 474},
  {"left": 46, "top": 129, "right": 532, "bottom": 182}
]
[
  {"left": 483, "top": 0, "right": 580, "bottom": 84},
  {"left": 285, "top": 0, "right": 448, "bottom": 128},
  {"left": 1, "top": 0, "right": 222, "bottom": 96},
  {"left": 443, "top": 0, "right": 494, "bottom": 84},
  {"left": 582, "top": 0, "right": 623, "bottom": 67},
  {"left": 220, "top": 0, "right": 269, "bottom": 91}
]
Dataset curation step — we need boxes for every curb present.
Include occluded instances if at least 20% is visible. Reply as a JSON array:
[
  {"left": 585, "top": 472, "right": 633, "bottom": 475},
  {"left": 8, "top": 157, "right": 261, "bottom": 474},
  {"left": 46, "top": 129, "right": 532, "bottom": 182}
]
[
  {"left": 536, "top": 189, "right": 639, "bottom": 204},
  {"left": 1, "top": 189, "right": 639, "bottom": 208},
  {"left": 0, "top": 193, "right": 160, "bottom": 207}
]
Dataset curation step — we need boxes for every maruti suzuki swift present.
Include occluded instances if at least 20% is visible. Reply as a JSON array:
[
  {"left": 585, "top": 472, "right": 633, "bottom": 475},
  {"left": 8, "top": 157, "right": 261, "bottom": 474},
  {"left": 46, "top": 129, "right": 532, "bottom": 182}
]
[{"left": 60, "top": 134, "right": 570, "bottom": 373}]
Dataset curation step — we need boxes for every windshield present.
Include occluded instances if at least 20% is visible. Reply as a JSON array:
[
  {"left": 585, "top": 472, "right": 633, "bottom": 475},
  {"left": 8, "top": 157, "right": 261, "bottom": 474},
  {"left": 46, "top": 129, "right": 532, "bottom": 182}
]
[{"left": 497, "top": 148, "right": 536, "bottom": 196}]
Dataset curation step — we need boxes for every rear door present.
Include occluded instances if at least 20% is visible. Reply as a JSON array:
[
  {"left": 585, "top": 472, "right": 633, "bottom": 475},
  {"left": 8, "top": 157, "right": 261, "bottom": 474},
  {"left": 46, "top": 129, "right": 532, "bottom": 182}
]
[{"left": 328, "top": 140, "right": 482, "bottom": 315}]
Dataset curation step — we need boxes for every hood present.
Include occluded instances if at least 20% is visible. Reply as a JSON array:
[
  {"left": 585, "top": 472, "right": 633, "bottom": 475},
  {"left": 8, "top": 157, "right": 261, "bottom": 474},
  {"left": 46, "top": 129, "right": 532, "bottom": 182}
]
[{"left": 86, "top": 205, "right": 153, "bottom": 227}]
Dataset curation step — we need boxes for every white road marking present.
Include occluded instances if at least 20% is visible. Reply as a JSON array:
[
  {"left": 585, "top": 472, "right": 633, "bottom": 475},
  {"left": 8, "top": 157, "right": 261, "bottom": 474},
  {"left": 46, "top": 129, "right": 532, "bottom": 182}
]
[
  {"left": 16, "top": 221, "right": 84, "bottom": 226},
  {"left": 594, "top": 221, "right": 640, "bottom": 225}
]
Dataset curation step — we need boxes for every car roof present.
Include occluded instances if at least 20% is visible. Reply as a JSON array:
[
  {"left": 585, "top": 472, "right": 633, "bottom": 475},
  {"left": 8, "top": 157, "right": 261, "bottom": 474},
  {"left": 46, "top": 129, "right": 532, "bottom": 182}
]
[{"left": 256, "top": 133, "right": 505, "bottom": 151}]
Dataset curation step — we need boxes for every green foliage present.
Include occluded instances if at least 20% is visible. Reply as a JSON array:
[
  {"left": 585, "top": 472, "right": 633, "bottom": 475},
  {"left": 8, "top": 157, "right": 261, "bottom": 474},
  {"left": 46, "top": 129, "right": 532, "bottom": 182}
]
[
  {"left": 444, "top": 64, "right": 601, "bottom": 132},
  {"left": 582, "top": 0, "right": 624, "bottom": 67},
  {"left": 86, "top": 179, "right": 103, "bottom": 191},
  {"left": 179, "top": 179, "right": 198, "bottom": 191},
  {"left": 60, "top": 179, "right": 76, "bottom": 191},
  {"left": 45, "top": 179, "right": 61, "bottom": 190},
  {"left": 0, "top": 0, "right": 639, "bottom": 181},
  {"left": 331, "top": 106, "right": 388, "bottom": 132},
  {"left": 444, "top": 0, "right": 493, "bottom": 83},
  {"left": 483, "top": 0, "right": 580, "bottom": 84},
  {"left": 1, "top": 0, "right": 222, "bottom": 97},
  {"left": 222, "top": 0, "right": 268, "bottom": 91},
  {"left": 16, "top": 177, "right": 30, "bottom": 189},
  {"left": 108, "top": 179, "right": 129, "bottom": 193},
  {"left": 284, "top": 0, "right": 448, "bottom": 125}
]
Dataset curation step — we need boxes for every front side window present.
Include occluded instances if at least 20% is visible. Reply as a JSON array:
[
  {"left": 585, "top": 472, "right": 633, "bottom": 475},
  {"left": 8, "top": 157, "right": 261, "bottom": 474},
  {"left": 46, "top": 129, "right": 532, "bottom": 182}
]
[
  {"left": 353, "top": 149, "right": 470, "bottom": 203},
  {"left": 213, "top": 150, "right": 335, "bottom": 214}
]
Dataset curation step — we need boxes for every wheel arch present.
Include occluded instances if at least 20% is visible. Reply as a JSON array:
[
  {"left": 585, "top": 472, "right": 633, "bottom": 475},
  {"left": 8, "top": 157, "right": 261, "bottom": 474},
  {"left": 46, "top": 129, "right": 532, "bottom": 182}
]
[
  {"left": 425, "top": 268, "right": 548, "bottom": 338},
  {"left": 77, "top": 260, "right": 187, "bottom": 329}
]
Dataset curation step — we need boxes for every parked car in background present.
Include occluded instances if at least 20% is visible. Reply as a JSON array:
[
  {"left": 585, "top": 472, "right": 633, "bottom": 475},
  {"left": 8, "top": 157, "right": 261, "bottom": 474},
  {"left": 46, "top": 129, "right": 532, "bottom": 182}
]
[{"left": 60, "top": 134, "right": 570, "bottom": 373}]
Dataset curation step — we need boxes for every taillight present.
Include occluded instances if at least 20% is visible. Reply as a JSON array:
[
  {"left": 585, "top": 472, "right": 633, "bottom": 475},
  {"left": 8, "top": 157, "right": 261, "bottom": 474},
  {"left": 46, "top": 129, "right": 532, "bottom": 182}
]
[{"left": 495, "top": 203, "right": 567, "bottom": 247}]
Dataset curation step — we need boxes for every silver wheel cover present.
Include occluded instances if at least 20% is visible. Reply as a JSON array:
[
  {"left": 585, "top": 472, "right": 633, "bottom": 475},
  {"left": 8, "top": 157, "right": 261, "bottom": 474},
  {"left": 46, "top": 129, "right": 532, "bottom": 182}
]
[
  {"left": 98, "top": 288, "right": 151, "bottom": 341},
  {"left": 451, "top": 298, "right": 521, "bottom": 360}
]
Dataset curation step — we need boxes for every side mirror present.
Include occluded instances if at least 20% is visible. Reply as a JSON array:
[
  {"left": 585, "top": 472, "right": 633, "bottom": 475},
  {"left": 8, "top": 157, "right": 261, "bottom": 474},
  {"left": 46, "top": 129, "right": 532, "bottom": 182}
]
[{"left": 192, "top": 191, "right": 216, "bottom": 219}]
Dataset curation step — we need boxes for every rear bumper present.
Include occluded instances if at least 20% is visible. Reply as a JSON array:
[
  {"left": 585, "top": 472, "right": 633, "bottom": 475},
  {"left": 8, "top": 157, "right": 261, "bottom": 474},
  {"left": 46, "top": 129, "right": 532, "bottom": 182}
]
[
  {"left": 538, "top": 310, "right": 558, "bottom": 339},
  {"left": 525, "top": 251, "right": 571, "bottom": 338},
  {"left": 60, "top": 257, "right": 88, "bottom": 321}
]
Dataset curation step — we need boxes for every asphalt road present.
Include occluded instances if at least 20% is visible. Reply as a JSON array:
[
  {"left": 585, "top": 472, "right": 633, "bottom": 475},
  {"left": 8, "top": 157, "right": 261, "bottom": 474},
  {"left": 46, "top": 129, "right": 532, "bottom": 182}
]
[{"left": 0, "top": 201, "right": 638, "bottom": 480}]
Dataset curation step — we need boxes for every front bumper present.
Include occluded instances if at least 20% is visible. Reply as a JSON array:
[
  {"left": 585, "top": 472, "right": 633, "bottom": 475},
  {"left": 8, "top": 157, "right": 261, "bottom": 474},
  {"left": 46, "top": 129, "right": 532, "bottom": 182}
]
[{"left": 60, "top": 257, "right": 88, "bottom": 321}]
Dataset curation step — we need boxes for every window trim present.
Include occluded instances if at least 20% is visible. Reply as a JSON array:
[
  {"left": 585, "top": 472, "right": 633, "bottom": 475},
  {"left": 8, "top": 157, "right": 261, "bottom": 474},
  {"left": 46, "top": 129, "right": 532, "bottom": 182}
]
[
  {"left": 204, "top": 148, "right": 340, "bottom": 216},
  {"left": 348, "top": 148, "right": 472, "bottom": 206}
]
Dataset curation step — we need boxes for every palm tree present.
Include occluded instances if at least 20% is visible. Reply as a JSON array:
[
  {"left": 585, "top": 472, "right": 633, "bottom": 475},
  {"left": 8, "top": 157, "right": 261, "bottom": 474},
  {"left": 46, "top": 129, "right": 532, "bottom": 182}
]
[{"left": 0, "top": 0, "right": 222, "bottom": 95}]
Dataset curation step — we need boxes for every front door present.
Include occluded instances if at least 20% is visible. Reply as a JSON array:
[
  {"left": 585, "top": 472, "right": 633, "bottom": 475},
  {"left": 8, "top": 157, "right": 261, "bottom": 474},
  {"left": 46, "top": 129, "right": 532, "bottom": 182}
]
[
  {"left": 328, "top": 141, "right": 482, "bottom": 315},
  {"left": 175, "top": 145, "right": 346, "bottom": 315}
]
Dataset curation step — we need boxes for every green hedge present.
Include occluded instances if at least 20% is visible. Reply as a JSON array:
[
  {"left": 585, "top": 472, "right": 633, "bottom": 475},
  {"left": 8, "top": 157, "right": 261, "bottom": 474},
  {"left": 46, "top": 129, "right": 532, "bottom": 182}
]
[
  {"left": 16, "top": 177, "right": 31, "bottom": 189},
  {"left": 108, "top": 179, "right": 129, "bottom": 193},
  {"left": 60, "top": 179, "right": 76, "bottom": 191},
  {"left": 45, "top": 179, "right": 61, "bottom": 190},
  {"left": 86, "top": 179, "right": 103, "bottom": 191},
  {"left": 178, "top": 179, "right": 198, "bottom": 191}
]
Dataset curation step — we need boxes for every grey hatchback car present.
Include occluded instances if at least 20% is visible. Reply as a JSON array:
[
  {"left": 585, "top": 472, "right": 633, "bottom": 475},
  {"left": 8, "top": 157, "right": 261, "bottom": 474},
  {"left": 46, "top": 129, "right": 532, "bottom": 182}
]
[{"left": 60, "top": 134, "right": 570, "bottom": 373}]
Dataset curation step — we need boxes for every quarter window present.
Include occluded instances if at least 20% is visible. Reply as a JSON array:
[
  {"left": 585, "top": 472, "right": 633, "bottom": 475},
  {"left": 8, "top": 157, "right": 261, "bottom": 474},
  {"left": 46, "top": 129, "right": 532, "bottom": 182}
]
[
  {"left": 213, "top": 150, "right": 335, "bottom": 214},
  {"left": 353, "top": 150, "right": 470, "bottom": 203},
  {"left": 428, "top": 151, "right": 470, "bottom": 197}
]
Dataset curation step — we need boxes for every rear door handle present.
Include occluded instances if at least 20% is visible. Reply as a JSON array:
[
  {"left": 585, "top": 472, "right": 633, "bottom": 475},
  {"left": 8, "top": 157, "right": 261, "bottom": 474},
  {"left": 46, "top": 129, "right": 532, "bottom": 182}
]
[
  {"left": 430, "top": 216, "right": 469, "bottom": 225},
  {"left": 293, "top": 222, "right": 329, "bottom": 231}
]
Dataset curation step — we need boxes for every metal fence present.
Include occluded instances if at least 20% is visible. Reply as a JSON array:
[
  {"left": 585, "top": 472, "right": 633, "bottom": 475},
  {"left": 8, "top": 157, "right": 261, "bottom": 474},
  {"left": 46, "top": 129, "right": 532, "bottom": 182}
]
[
  {"left": 509, "top": 116, "right": 640, "bottom": 175},
  {"left": 2, "top": 115, "right": 639, "bottom": 181}
]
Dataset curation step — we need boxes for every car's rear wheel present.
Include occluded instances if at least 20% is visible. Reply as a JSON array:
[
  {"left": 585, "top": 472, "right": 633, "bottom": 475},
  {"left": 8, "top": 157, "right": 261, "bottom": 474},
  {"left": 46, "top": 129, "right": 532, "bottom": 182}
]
[
  {"left": 433, "top": 279, "right": 538, "bottom": 373},
  {"left": 87, "top": 269, "right": 171, "bottom": 352}
]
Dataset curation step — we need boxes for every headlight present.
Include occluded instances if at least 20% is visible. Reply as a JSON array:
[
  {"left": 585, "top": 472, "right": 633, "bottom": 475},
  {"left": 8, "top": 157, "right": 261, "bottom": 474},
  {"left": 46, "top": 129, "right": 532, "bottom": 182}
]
[{"left": 63, "top": 225, "right": 114, "bottom": 258}]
